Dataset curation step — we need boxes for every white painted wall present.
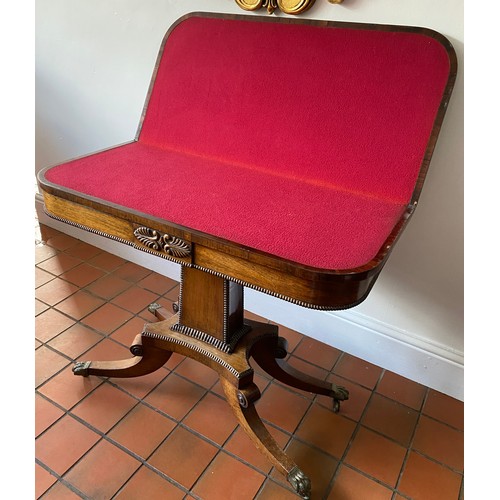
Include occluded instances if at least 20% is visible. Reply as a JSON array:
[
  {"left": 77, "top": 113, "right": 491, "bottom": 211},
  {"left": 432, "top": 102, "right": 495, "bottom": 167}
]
[{"left": 35, "top": 0, "right": 464, "bottom": 400}]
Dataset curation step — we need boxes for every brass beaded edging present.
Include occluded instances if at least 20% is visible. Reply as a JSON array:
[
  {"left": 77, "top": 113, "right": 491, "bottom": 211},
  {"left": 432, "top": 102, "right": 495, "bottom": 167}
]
[
  {"left": 43, "top": 207, "right": 360, "bottom": 311},
  {"left": 173, "top": 267, "right": 252, "bottom": 353},
  {"left": 141, "top": 329, "right": 253, "bottom": 380},
  {"left": 43, "top": 208, "right": 191, "bottom": 266}
]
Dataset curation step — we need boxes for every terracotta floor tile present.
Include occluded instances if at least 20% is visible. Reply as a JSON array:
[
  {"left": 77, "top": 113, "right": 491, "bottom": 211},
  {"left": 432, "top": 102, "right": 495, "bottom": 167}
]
[
  {"left": 256, "top": 383, "right": 311, "bottom": 433},
  {"left": 256, "top": 479, "right": 299, "bottom": 499},
  {"left": 35, "top": 308, "right": 76, "bottom": 342},
  {"left": 328, "top": 464, "right": 393, "bottom": 500},
  {"left": 110, "top": 316, "right": 149, "bottom": 347},
  {"left": 293, "top": 336, "right": 342, "bottom": 371},
  {"left": 64, "top": 241, "right": 102, "bottom": 260},
  {"left": 333, "top": 353, "right": 383, "bottom": 389},
  {"left": 35, "top": 346, "right": 71, "bottom": 388},
  {"left": 344, "top": 427, "right": 406, "bottom": 487},
  {"left": 36, "top": 299, "right": 50, "bottom": 316},
  {"left": 175, "top": 357, "right": 219, "bottom": 389},
  {"left": 114, "top": 466, "right": 185, "bottom": 499},
  {"left": 276, "top": 324, "right": 304, "bottom": 353},
  {"left": 45, "top": 233, "right": 79, "bottom": 251},
  {"left": 35, "top": 278, "right": 79, "bottom": 306},
  {"left": 412, "top": 415, "right": 464, "bottom": 472},
  {"left": 80, "top": 337, "right": 132, "bottom": 364},
  {"left": 39, "top": 481, "right": 82, "bottom": 499},
  {"left": 224, "top": 424, "right": 290, "bottom": 473},
  {"left": 38, "top": 224, "right": 62, "bottom": 241},
  {"left": 137, "top": 297, "right": 176, "bottom": 321},
  {"left": 55, "top": 290, "right": 105, "bottom": 320},
  {"left": 36, "top": 414, "right": 101, "bottom": 475},
  {"left": 192, "top": 450, "right": 266, "bottom": 500},
  {"left": 361, "top": 394, "right": 419, "bottom": 446},
  {"left": 148, "top": 426, "right": 218, "bottom": 489},
  {"left": 164, "top": 287, "right": 180, "bottom": 303},
  {"left": 138, "top": 272, "right": 179, "bottom": 295},
  {"left": 112, "top": 285, "right": 160, "bottom": 314},
  {"left": 47, "top": 323, "right": 104, "bottom": 360},
  {"left": 108, "top": 403, "right": 176, "bottom": 459},
  {"left": 272, "top": 439, "right": 339, "bottom": 498},
  {"left": 37, "top": 253, "right": 82, "bottom": 276},
  {"left": 72, "top": 383, "right": 138, "bottom": 433},
  {"left": 36, "top": 267, "right": 55, "bottom": 288},
  {"left": 113, "top": 261, "right": 151, "bottom": 282},
  {"left": 183, "top": 392, "right": 238, "bottom": 445},
  {"left": 377, "top": 370, "right": 427, "bottom": 410},
  {"left": 33, "top": 227, "right": 466, "bottom": 500},
  {"left": 316, "top": 374, "right": 371, "bottom": 422},
  {"left": 81, "top": 303, "right": 133, "bottom": 334},
  {"left": 35, "top": 244, "right": 58, "bottom": 264},
  {"left": 423, "top": 389, "right": 464, "bottom": 431},
  {"left": 38, "top": 365, "right": 103, "bottom": 410},
  {"left": 244, "top": 310, "right": 269, "bottom": 323},
  {"left": 284, "top": 355, "right": 330, "bottom": 399},
  {"left": 35, "top": 393, "right": 65, "bottom": 437},
  {"left": 398, "top": 451, "right": 462, "bottom": 500},
  {"left": 85, "top": 274, "right": 133, "bottom": 300},
  {"left": 111, "top": 366, "right": 170, "bottom": 400},
  {"left": 165, "top": 351, "right": 186, "bottom": 371},
  {"left": 63, "top": 439, "right": 140, "bottom": 499},
  {"left": 143, "top": 373, "right": 206, "bottom": 421},
  {"left": 295, "top": 404, "right": 356, "bottom": 459},
  {"left": 35, "top": 463, "right": 57, "bottom": 498},
  {"left": 88, "top": 251, "right": 126, "bottom": 272}
]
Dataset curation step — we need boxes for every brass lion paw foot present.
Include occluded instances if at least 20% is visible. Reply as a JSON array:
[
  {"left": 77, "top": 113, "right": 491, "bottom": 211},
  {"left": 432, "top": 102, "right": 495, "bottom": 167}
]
[
  {"left": 288, "top": 466, "right": 312, "bottom": 499},
  {"left": 72, "top": 361, "right": 91, "bottom": 377},
  {"left": 330, "top": 385, "right": 349, "bottom": 413}
]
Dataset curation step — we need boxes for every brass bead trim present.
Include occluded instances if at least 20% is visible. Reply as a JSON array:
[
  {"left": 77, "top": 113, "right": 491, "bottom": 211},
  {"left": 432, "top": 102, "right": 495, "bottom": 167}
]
[
  {"left": 190, "top": 264, "right": 360, "bottom": 311},
  {"left": 170, "top": 322, "right": 251, "bottom": 353},
  {"left": 44, "top": 207, "right": 361, "bottom": 311},
  {"left": 142, "top": 329, "right": 253, "bottom": 380},
  {"left": 43, "top": 208, "right": 191, "bottom": 266}
]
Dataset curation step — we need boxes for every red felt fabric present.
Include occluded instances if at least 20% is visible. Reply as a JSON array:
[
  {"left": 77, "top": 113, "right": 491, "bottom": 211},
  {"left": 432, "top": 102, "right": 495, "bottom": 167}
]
[
  {"left": 45, "top": 142, "right": 406, "bottom": 269},
  {"left": 45, "top": 16, "right": 451, "bottom": 270}
]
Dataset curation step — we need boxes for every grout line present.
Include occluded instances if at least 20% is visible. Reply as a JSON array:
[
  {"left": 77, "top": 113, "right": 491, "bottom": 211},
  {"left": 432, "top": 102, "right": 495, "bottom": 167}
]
[
  {"left": 35, "top": 224, "right": 463, "bottom": 499},
  {"left": 35, "top": 457, "right": 90, "bottom": 499},
  {"left": 323, "top": 367, "right": 387, "bottom": 498}
]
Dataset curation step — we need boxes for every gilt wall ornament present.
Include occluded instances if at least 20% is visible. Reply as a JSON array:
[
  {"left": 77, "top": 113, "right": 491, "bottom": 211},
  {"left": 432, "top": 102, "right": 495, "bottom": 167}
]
[
  {"left": 235, "top": 0, "right": 343, "bottom": 15},
  {"left": 133, "top": 226, "right": 191, "bottom": 258}
]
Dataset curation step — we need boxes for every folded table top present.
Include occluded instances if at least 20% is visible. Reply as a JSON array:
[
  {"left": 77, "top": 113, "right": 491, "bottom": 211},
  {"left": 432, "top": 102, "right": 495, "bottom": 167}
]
[{"left": 38, "top": 13, "right": 456, "bottom": 308}]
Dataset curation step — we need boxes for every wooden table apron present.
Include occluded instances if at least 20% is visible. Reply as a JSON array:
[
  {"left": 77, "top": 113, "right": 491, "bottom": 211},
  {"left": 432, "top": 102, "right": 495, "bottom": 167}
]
[{"left": 37, "top": 12, "right": 457, "bottom": 499}]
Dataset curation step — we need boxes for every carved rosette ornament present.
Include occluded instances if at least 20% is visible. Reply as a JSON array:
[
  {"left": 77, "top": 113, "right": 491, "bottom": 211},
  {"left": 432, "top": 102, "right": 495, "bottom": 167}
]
[
  {"left": 235, "top": 0, "right": 342, "bottom": 15},
  {"left": 133, "top": 226, "right": 191, "bottom": 258}
]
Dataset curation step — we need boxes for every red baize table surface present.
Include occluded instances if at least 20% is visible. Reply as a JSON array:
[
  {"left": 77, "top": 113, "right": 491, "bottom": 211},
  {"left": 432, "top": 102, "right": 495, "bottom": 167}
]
[{"left": 44, "top": 15, "right": 452, "bottom": 271}]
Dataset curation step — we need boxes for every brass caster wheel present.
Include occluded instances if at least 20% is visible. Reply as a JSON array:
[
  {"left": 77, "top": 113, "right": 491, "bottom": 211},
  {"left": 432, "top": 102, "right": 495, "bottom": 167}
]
[
  {"left": 287, "top": 466, "right": 311, "bottom": 499},
  {"left": 330, "top": 385, "right": 349, "bottom": 413},
  {"left": 73, "top": 361, "right": 91, "bottom": 377},
  {"left": 332, "top": 399, "right": 341, "bottom": 413}
]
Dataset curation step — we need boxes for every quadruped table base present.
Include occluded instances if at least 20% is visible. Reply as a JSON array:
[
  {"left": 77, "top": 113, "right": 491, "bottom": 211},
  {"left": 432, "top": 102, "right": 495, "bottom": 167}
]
[
  {"left": 72, "top": 278, "right": 348, "bottom": 499},
  {"left": 39, "top": 13, "right": 457, "bottom": 498}
]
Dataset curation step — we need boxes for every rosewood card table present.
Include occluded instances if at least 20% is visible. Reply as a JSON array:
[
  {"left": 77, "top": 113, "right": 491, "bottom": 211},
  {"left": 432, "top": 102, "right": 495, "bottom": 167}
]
[{"left": 37, "top": 12, "right": 456, "bottom": 498}]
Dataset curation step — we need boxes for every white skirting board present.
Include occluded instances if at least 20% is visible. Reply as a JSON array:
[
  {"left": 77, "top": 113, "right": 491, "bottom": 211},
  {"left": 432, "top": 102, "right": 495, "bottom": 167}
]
[{"left": 35, "top": 195, "right": 464, "bottom": 401}]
